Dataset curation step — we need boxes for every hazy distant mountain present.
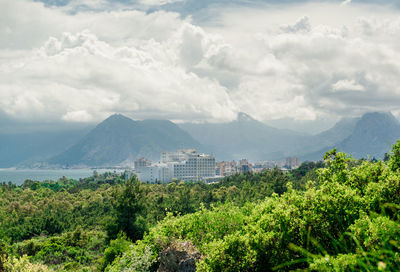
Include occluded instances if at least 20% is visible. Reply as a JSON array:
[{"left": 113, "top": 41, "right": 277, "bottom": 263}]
[
  {"left": 181, "top": 111, "right": 400, "bottom": 162},
  {"left": 0, "top": 129, "right": 89, "bottom": 168},
  {"left": 49, "top": 114, "right": 202, "bottom": 167},
  {"left": 303, "top": 112, "right": 400, "bottom": 160},
  {"left": 180, "top": 112, "right": 312, "bottom": 161},
  {"left": 338, "top": 112, "right": 400, "bottom": 158},
  {"left": 314, "top": 117, "right": 359, "bottom": 148},
  {"left": 3, "top": 111, "right": 398, "bottom": 168}
]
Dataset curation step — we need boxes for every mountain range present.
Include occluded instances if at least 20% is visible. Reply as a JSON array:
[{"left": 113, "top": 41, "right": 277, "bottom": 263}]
[
  {"left": 180, "top": 111, "right": 400, "bottom": 161},
  {"left": 180, "top": 112, "right": 310, "bottom": 160},
  {"left": 48, "top": 114, "right": 201, "bottom": 167},
  {"left": 1, "top": 111, "right": 399, "bottom": 168}
]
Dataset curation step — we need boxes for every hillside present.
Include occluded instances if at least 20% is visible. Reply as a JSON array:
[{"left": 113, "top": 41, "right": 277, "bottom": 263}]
[
  {"left": 0, "top": 129, "right": 89, "bottom": 168},
  {"left": 314, "top": 117, "right": 359, "bottom": 147},
  {"left": 181, "top": 111, "right": 400, "bottom": 161},
  {"left": 180, "top": 112, "right": 312, "bottom": 161},
  {"left": 338, "top": 112, "right": 400, "bottom": 158},
  {"left": 49, "top": 114, "right": 202, "bottom": 167},
  {"left": 302, "top": 112, "right": 400, "bottom": 160}
]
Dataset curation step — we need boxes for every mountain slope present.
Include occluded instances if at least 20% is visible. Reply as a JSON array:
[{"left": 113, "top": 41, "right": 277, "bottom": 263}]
[
  {"left": 338, "top": 112, "right": 400, "bottom": 158},
  {"left": 302, "top": 112, "right": 400, "bottom": 160},
  {"left": 0, "top": 129, "right": 89, "bottom": 168},
  {"left": 314, "top": 117, "right": 359, "bottom": 147},
  {"left": 49, "top": 114, "right": 202, "bottom": 167},
  {"left": 181, "top": 111, "right": 400, "bottom": 162},
  {"left": 180, "top": 112, "right": 313, "bottom": 161}
]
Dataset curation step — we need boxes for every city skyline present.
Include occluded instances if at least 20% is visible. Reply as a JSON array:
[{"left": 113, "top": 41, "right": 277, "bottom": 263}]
[{"left": 132, "top": 148, "right": 301, "bottom": 183}]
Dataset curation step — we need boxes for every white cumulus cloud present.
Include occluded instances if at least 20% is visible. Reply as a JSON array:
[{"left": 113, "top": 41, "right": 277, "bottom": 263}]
[
  {"left": 139, "top": 0, "right": 184, "bottom": 6},
  {"left": 341, "top": 0, "right": 352, "bottom": 6},
  {"left": 62, "top": 110, "right": 94, "bottom": 122},
  {"left": 332, "top": 79, "right": 365, "bottom": 92},
  {"left": 1, "top": 0, "right": 400, "bottom": 125}
]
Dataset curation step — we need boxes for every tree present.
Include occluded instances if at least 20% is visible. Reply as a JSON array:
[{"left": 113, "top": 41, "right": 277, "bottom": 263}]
[
  {"left": 383, "top": 152, "right": 390, "bottom": 162},
  {"left": 0, "top": 242, "right": 7, "bottom": 272},
  {"left": 388, "top": 140, "right": 400, "bottom": 172},
  {"left": 108, "top": 176, "right": 144, "bottom": 241}
]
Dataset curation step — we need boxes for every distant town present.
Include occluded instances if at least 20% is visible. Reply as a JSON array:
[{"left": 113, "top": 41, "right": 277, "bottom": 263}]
[{"left": 128, "top": 148, "right": 301, "bottom": 184}]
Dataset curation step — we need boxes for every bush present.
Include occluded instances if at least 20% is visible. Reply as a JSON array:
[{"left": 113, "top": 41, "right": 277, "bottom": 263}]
[
  {"left": 106, "top": 246, "right": 156, "bottom": 272},
  {"left": 119, "top": 143, "right": 400, "bottom": 271},
  {"left": 4, "top": 255, "right": 53, "bottom": 272},
  {"left": 99, "top": 233, "right": 132, "bottom": 271}
]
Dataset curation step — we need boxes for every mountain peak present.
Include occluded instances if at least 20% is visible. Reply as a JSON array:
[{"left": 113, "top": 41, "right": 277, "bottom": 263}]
[
  {"left": 97, "top": 114, "right": 136, "bottom": 130},
  {"left": 49, "top": 114, "right": 202, "bottom": 167},
  {"left": 237, "top": 112, "right": 256, "bottom": 122},
  {"left": 359, "top": 111, "right": 398, "bottom": 125},
  {"left": 335, "top": 111, "right": 400, "bottom": 159},
  {"left": 103, "top": 113, "right": 132, "bottom": 123}
]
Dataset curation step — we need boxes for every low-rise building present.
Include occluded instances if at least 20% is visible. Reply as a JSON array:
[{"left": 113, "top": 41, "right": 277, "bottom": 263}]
[
  {"left": 134, "top": 157, "right": 152, "bottom": 171},
  {"left": 285, "top": 157, "right": 301, "bottom": 169}
]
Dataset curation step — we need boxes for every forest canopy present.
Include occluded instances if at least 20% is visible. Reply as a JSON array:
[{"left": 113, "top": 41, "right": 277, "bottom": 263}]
[{"left": 0, "top": 143, "right": 399, "bottom": 271}]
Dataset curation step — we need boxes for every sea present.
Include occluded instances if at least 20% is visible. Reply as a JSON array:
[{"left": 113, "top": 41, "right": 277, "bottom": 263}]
[{"left": 0, "top": 168, "right": 125, "bottom": 186}]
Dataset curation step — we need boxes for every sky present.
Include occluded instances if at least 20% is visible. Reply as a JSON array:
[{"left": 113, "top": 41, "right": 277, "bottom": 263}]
[{"left": 1, "top": 0, "right": 400, "bottom": 133}]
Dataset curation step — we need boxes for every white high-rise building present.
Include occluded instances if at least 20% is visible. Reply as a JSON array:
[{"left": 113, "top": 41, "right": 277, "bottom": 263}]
[
  {"left": 138, "top": 163, "right": 175, "bottom": 184},
  {"left": 139, "top": 165, "right": 159, "bottom": 183},
  {"left": 138, "top": 149, "right": 216, "bottom": 183},
  {"left": 171, "top": 152, "right": 216, "bottom": 182}
]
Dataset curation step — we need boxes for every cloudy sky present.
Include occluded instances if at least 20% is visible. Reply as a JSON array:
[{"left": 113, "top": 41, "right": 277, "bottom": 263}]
[{"left": 1, "top": 0, "right": 400, "bottom": 132}]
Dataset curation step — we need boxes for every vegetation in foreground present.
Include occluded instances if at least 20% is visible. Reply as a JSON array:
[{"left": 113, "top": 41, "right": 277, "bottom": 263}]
[{"left": 1, "top": 143, "right": 399, "bottom": 271}]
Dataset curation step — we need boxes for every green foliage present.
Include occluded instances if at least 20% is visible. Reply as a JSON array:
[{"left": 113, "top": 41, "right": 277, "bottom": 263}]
[
  {"left": 0, "top": 175, "right": 117, "bottom": 244},
  {"left": 108, "top": 177, "right": 144, "bottom": 242},
  {"left": 291, "top": 161, "right": 325, "bottom": 181},
  {"left": 388, "top": 140, "right": 400, "bottom": 172},
  {"left": 3, "top": 142, "right": 400, "bottom": 271},
  {"left": 350, "top": 214, "right": 400, "bottom": 251},
  {"left": 0, "top": 166, "right": 299, "bottom": 271},
  {"left": 4, "top": 255, "right": 54, "bottom": 272},
  {"left": 99, "top": 233, "right": 132, "bottom": 271},
  {"left": 9, "top": 228, "right": 106, "bottom": 271},
  {"left": 0, "top": 242, "right": 7, "bottom": 271},
  {"left": 114, "top": 142, "right": 400, "bottom": 272},
  {"left": 106, "top": 246, "right": 155, "bottom": 272}
]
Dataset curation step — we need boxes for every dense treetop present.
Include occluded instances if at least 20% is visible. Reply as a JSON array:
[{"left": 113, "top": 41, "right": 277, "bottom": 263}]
[{"left": 1, "top": 143, "right": 399, "bottom": 271}]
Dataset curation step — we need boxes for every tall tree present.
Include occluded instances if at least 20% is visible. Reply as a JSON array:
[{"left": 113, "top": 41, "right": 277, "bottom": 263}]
[{"left": 108, "top": 176, "right": 144, "bottom": 241}]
